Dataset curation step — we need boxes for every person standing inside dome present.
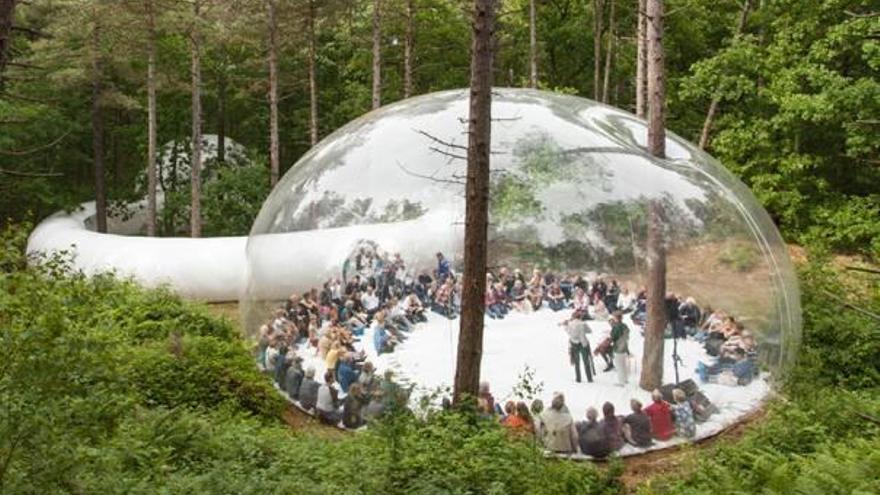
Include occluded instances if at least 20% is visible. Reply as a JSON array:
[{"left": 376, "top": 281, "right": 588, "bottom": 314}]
[
  {"left": 435, "top": 252, "right": 451, "bottom": 282},
  {"left": 561, "top": 317, "right": 594, "bottom": 383},
  {"left": 610, "top": 311, "right": 630, "bottom": 386}
]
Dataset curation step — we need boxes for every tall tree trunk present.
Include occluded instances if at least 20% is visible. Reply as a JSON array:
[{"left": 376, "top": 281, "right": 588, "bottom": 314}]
[
  {"left": 91, "top": 19, "right": 107, "bottom": 233},
  {"left": 640, "top": 199, "right": 666, "bottom": 390},
  {"left": 528, "top": 0, "right": 536, "bottom": 88},
  {"left": 592, "top": 0, "right": 603, "bottom": 100},
  {"left": 190, "top": 0, "right": 202, "bottom": 238},
  {"left": 601, "top": 0, "right": 615, "bottom": 103},
  {"left": 453, "top": 0, "right": 495, "bottom": 405},
  {"left": 0, "top": 0, "right": 17, "bottom": 90},
  {"left": 403, "top": 0, "right": 414, "bottom": 98},
  {"left": 267, "top": 0, "right": 280, "bottom": 185},
  {"left": 698, "top": 0, "right": 751, "bottom": 149},
  {"left": 217, "top": 71, "right": 226, "bottom": 163},
  {"left": 307, "top": 0, "right": 318, "bottom": 146},
  {"left": 646, "top": 0, "right": 664, "bottom": 157},
  {"left": 639, "top": 0, "right": 666, "bottom": 391},
  {"left": 635, "top": 0, "right": 647, "bottom": 117},
  {"left": 146, "top": 0, "right": 158, "bottom": 237},
  {"left": 371, "top": 0, "right": 381, "bottom": 110}
]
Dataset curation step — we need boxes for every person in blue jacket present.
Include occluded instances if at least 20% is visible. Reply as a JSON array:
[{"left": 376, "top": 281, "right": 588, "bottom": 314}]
[
  {"left": 372, "top": 312, "right": 396, "bottom": 354},
  {"left": 336, "top": 353, "right": 361, "bottom": 393},
  {"left": 435, "top": 252, "right": 451, "bottom": 282}
]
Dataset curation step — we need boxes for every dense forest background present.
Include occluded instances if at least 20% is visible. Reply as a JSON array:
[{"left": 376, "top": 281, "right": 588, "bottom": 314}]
[{"left": 1, "top": 0, "right": 878, "bottom": 256}]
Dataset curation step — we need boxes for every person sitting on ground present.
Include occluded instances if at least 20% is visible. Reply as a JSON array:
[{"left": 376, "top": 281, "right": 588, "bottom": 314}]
[
  {"left": 257, "top": 324, "right": 271, "bottom": 368},
  {"left": 298, "top": 367, "right": 320, "bottom": 412},
  {"left": 528, "top": 268, "right": 544, "bottom": 290},
  {"left": 500, "top": 401, "right": 516, "bottom": 425},
  {"left": 491, "top": 282, "right": 510, "bottom": 314},
  {"left": 539, "top": 393, "right": 579, "bottom": 454},
  {"left": 479, "top": 381, "right": 496, "bottom": 415},
  {"left": 600, "top": 401, "right": 625, "bottom": 451},
  {"left": 285, "top": 355, "right": 305, "bottom": 400},
  {"left": 547, "top": 282, "right": 567, "bottom": 311},
  {"left": 325, "top": 341, "right": 344, "bottom": 373},
  {"left": 274, "top": 345, "right": 292, "bottom": 389},
  {"left": 342, "top": 382, "right": 367, "bottom": 429},
  {"left": 264, "top": 341, "right": 281, "bottom": 374},
  {"left": 504, "top": 401, "right": 535, "bottom": 435},
  {"left": 622, "top": 399, "right": 654, "bottom": 448},
  {"left": 572, "top": 287, "right": 591, "bottom": 320},
  {"left": 387, "top": 297, "right": 413, "bottom": 333},
  {"left": 509, "top": 280, "right": 532, "bottom": 313},
  {"left": 361, "top": 286, "right": 380, "bottom": 319},
  {"left": 531, "top": 399, "right": 545, "bottom": 439},
  {"left": 617, "top": 287, "right": 635, "bottom": 313},
  {"left": 631, "top": 288, "right": 648, "bottom": 326},
  {"left": 316, "top": 370, "right": 341, "bottom": 426},
  {"left": 576, "top": 407, "right": 611, "bottom": 459},
  {"left": 644, "top": 389, "right": 675, "bottom": 441},
  {"left": 336, "top": 352, "right": 361, "bottom": 393},
  {"left": 591, "top": 277, "right": 608, "bottom": 304},
  {"left": 431, "top": 278, "right": 456, "bottom": 318},
  {"left": 357, "top": 361, "right": 378, "bottom": 397},
  {"left": 372, "top": 311, "right": 397, "bottom": 355},
  {"left": 363, "top": 389, "right": 386, "bottom": 422},
  {"left": 671, "top": 388, "right": 697, "bottom": 439},
  {"left": 606, "top": 280, "right": 621, "bottom": 312},
  {"left": 403, "top": 293, "right": 427, "bottom": 323},
  {"left": 485, "top": 282, "right": 506, "bottom": 320},
  {"left": 593, "top": 299, "right": 610, "bottom": 321},
  {"left": 696, "top": 347, "right": 755, "bottom": 386},
  {"left": 527, "top": 283, "right": 544, "bottom": 311}
]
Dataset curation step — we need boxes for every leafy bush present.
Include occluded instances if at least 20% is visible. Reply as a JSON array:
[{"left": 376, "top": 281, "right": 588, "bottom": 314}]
[
  {"left": 1, "top": 224, "right": 607, "bottom": 494},
  {"left": 642, "top": 257, "right": 880, "bottom": 494},
  {"left": 202, "top": 162, "right": 271, "bottom": 236}
]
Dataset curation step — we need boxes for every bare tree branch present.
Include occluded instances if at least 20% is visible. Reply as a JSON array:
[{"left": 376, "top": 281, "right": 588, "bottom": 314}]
[
  {"left": 0, "top": 167, "right": 62, "bottom": 177},
  {"left": 415, "top": 128, "right": 467, "bottom": 150},
  {"left": 0, "top": 129, "right": 71, "bottom": 156},
  {"left": 820, "top": 289, "right": 880, "bottom": 322},
  {"left": 396, "top": 160, "right": 465, "bottom": 186}
]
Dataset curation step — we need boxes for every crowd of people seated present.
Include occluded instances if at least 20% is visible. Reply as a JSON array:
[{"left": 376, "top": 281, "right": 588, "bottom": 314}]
[
  {"left": 469, "top": 382, "right": 710, "bottom": 458},
  {"left": 256, "top": 245, "right": 761, "bottom": 431}
]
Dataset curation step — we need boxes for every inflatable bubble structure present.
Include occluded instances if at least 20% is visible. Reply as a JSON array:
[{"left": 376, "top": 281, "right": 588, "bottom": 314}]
[{"left": 245, "top": 88, "right": 800, "bottom": 450}]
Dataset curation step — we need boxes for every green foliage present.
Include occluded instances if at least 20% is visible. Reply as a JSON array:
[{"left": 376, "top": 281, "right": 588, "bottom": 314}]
[
  {"left": 642, "top": 259, "right": 880, "bottom": 494},
  {"left": 0, "top": 223, "right": 608, "bottom": 493},
  {"left": 790, "top": 259, "right": 880, "bottom": 391},
  {"left": 678, "top": 0, "right": 880, "bottom": 257},
  {"left": 202, "top": 162, "right": 271, "bottom": 236}
]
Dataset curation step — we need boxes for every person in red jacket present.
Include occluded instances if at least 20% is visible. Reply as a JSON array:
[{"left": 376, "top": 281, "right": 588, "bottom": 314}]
[{"left": 644, "top": 389, "right": 675, "bottom": 441}]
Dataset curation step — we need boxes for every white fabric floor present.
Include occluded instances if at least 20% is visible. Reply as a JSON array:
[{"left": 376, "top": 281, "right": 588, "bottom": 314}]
[{"left": 298, "top": 309, "right": 770, "bottom": 456}]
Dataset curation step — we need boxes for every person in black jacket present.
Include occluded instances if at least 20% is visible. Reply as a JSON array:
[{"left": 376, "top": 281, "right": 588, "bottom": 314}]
[{"left": 665, "top": 292, "right": 684, "bottom": 339}]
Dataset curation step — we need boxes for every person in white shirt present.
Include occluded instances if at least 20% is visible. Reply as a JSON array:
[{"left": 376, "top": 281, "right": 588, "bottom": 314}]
[
  {"left": 316, "top": 370, "right": 341, "bottom": 426},
  {"left": 561, "top": 318, "right": 595, "bottom": 383},
  {"left": 361, "top": 287, "right": 380, "bottom": 317}
]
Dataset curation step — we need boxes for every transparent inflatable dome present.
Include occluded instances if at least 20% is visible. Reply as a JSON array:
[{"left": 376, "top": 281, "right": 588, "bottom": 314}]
[{"left": 245, "top": 89, "right": 800, "bottom": 435}]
